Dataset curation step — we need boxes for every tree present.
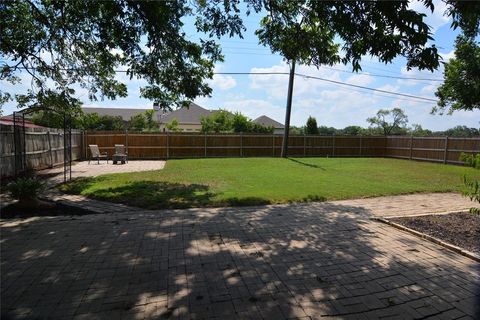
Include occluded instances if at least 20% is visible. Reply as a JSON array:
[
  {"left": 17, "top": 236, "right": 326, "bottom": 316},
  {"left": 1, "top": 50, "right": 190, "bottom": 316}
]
[
  {"left": 409, "top": 124, "right": 433, "bottom": 137},
  {"left": 318, "top": 126, "right": 338, "bottom": 136},
  {"left": 201, "top": 110, "right": 233, "bottom": 133},
  {"left": 434, "top": 36, "right": 480, "bottom": 114},
  {"left": 129, "top": 114, "right": 146, "bottom": 132},
  {"left": 31, "top": 109, "right": 83, "bottom": 129},
  {"left": 165, "top": 119, "right": 182, "bottom": 132},
  {"left": 305, "top": 116, "right": 319, "bottom": 135},
  {"left": 367, "top": 108, "right": 409, "bottom": 136},
  {"left": 1, "top": 1, "right": 226, "bottom": 114},
  {"left": 144, "top": 110, "right": 158, "bottom": 131},
  {"left": 442, "top": 126, "right": 480, "bottom": 138},
  {"left": 201, "top": 110, "right": 273, "bottom": 133},
  {"left": 231, "top": 112, "right": 250, "bottom": 133},
  {"left": 341, "top": 126, "right": 363, "bottom": 136}
]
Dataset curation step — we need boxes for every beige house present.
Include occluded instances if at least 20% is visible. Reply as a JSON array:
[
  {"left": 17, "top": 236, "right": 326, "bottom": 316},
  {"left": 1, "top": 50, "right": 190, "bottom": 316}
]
[
  {"left": 82, "top": 105, "right": 284, "bottom": 133},
  {"left": 159, "top": 103, "right": 214, "bottom": 132},
  {"left": 253, "top": 115, "right": 285, "bottom": 134}
]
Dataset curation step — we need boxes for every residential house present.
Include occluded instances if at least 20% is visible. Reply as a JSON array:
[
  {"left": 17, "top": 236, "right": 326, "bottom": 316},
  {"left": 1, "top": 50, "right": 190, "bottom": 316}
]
[
  {"left": 81, "top": 105, "right": 283, "bottom": 133},
  {"left": 159, "top": 103, "right": 215, "bottom": 132},
  {"left": 253, "top": 115, "right": 285, "bottom": 134},
  {"left": 0, "top": 116, "right": 46, "bottom": 129}
]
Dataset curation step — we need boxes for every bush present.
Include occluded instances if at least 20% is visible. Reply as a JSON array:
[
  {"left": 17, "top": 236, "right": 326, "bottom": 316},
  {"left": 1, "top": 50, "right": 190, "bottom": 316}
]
[
  {"left": 460, "top": 152, "right": 480, "bottom": 169},
  {"left": 460, "top": 153, "right": 480, "bottom": 214},
  {"left": 6, "top": 177, "right": 44, "bottom": 200}
]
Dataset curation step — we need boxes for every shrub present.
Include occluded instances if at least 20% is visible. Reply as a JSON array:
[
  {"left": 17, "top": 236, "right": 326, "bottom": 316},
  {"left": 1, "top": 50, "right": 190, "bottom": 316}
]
[
  {"left": 6, "top": 177, "right": 44, "bottom": 200},
  {"left": 460, "top": 153, "right": 480, "bottom": 214},
  {"left": 460, "top": 152, "right": 480, "bottom": 169}
]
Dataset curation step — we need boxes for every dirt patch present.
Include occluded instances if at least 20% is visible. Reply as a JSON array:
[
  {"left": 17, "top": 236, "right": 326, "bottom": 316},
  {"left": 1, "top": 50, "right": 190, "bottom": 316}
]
[
  {"left": 390, "top": 212, "right": 480, "bottom": 254},
  {"left": 1, "top": 201, "right": 95, "bottom": 219}
]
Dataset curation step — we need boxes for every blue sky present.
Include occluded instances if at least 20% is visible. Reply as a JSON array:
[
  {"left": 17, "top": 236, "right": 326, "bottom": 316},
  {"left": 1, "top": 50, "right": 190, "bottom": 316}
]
[{"left": 2, "top": 0, "right": 479, "bottom": 130}]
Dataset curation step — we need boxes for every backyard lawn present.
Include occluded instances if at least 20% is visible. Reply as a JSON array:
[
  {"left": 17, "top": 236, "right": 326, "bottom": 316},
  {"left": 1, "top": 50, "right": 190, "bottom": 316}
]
[{"left": 62, "top": 158, "right": 479, "bottom": 209}]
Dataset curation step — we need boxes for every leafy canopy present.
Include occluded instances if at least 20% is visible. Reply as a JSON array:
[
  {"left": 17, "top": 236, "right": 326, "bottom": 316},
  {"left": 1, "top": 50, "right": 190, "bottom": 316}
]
[
  {"left": 434, "top": 36, "right": 480, "bottom": 114},
  {"left": 1, "top": 0, "right": 223, "bottom": 113},
  {"left": 2, "top": 0, "right": 479, "bottom": 115},
  {"left": 367, "top": 108, "right": 409, "bottom": 136},
  {"left": 201, "top": 110, "right": 273, "bottom": 133}
]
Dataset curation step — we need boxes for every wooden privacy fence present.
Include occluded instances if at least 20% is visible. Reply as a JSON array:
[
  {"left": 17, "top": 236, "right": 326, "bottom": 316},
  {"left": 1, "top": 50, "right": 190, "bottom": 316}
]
[
  {"left": 84, "top": 131, "right": 479, "bottom": 164},
  {"left": 0, "top": 126, "right": 83, "bottom": 178}
]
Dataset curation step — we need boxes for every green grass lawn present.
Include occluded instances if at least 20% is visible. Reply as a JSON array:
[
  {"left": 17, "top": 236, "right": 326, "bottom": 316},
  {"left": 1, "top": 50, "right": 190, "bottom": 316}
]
[{"left": 61, "top": 158, "right": 479, "bottom": 209}]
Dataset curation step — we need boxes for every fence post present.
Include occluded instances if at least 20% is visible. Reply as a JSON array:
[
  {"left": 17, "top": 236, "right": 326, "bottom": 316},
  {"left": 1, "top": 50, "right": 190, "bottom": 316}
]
[
  {"left": 204, "top": 133, "right": 207, "bottom": 158},
  {"left": 303, "top": 134, "right": 306, "bottom": 157},
  {"left": 47, "top": 131, "right": 53, "bottom": 167},
  {"left": 332, "top": 134, "right": 336, "bottom": 157},
  {"left": 359, "top": 135, "right": 362, "bottom": 156},
  {"left": 166, "top": 132, "right": 169, "bottom": 159},
  {"left": 125, "top": 129, "right": 128, "bottom": 156},
  {"left": 82, "top": 130, "right": 86, "bottom": 160},
  {"left": 409, "top": 136, "right": 413, "bottom": 160},
  {"left": 240, "top": 133, "right": 243, "bottom": 157},
  {"left": 443, "top": 136, "right": 449, "bottom": 164},
  {"left": 272, "top": 134, "right": 275, "bottom": 157}
]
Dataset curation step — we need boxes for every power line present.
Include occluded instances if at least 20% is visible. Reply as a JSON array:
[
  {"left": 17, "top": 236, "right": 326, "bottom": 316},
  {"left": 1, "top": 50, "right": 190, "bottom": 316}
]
[
  {"left": 10, "top": 66, "right": 437, "bottom": 103},
  {"left": 215, "top": 72, "right": 437, "bottom": 103},
  {"left": 318, "top": 66, "right": 443, "bottom": 82},
  {"left": 294, "top": 73, "right": 437, "bottom": 102}
]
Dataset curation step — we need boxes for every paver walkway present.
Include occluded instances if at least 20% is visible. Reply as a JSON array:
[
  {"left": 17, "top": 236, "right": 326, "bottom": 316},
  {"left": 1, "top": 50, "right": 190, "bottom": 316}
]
[
  {"left": 1, "top": 195, "right": 479, "bottom": 319},
  {"left": 334, "top": 192, "right": 480, "bottom": 218}
]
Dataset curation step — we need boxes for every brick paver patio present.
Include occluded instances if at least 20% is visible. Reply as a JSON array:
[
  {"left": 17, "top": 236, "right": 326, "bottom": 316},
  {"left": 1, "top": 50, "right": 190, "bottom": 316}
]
[
  {"left": 1, "top": 196, "right": 479, "bottom": 319},
  {"left": 37, "top": 160, "right": 166, "bottom": 184}
]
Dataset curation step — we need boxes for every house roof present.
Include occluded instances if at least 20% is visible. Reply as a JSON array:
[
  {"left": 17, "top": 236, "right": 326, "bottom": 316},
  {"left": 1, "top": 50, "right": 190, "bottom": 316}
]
[
  {"left": 0, "top": 116, "right": 46, "bottom": 128},
  {"left": 160, "top": 103, "right": 214, "bottom": 124},
  {"left": 253, "top": 115, "right": 284, "bottom": 129},
  {"left": 82, "top": 107, "right": 151, "bottom": 121}
]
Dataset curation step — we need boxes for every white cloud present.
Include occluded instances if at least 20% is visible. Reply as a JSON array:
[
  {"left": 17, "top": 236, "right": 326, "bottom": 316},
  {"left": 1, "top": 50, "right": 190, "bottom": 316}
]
[
  {"left": 345, "top": 74, "right": 374, "bottom": 86},
  {"left": 409, "top": 0, "right": 450, "bottom": 33},
  {"left": 440, "top": 50, "right": 455, "bottom": 62},
  {"left": 207, "top": 65, "right": 237, "bottom": 91},
  {"left": 420, "top": 84, "right": 438, "bottom": 96},
  {"left": 209, "top": 74, "right": 237, "bottom": 90}
]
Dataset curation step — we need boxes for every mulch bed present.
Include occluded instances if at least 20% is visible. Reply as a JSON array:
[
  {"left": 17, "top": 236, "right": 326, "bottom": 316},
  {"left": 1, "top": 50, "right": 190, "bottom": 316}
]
[
  {"left": 1, "top": 201, "right": 94, "bottom": 219},
  {"left": 390, "top": 212, "right": 480, "bottom": 254}
]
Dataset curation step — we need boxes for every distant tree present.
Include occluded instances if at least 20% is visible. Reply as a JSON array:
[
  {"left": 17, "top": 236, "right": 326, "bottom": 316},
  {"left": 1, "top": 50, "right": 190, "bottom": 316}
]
[
  {"left": 367, "top": 108, "right": 409, "bottom": 136},
  {"left": 441, "top": 125, "right": 480, "bottom": 137},
  {"left": 409, "top": 124, "right": 433, "bottom": 137},
  {"left": 318, "top": 126, "right": 338, "bottom": 136},
  {"left": 79, "top": 112, "right": 101, "bottom": 130},
  {"left": 201, "top": 110, "right": 233, "bottom": 133},
  {"left": 165, "top": 118, "right": 182, "bottom": 132},
  {"left": 305, "top": 116, "right": 319, "bottom": 135},
  {"left": 129, "top": 113, "right": 146, "bottom": 132},
  {"left": 434, "top": 36, "right": 480, "bottom": 114},
  {"left": 31, "top": 109, "right": 83, "bottom": 129},
  {"left": 341, "top": 126, "right": 363, "bottom": 136},
  {"left": 96, "top": 115, "right": 125, "bottom": 131},
  {"left": 144, "top": 110, "right": 158, "bottom": 131},
  {"left": 289, "top": 126, "right": 304, "bottom": 135},
  {"left": 249, "top": 123, "right": 274, "bottom": 134},
  {"left": 201, "top": 110, "right": 273, "bottom": 133},
  {"left": 231, "top": 113, "right": 250, "bottom": 133}
]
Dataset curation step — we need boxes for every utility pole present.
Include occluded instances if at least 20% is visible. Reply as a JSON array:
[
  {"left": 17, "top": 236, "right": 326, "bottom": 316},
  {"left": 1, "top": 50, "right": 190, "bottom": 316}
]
[{"left": 281, "top": 59, "right": 296, "bottom": 158}]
